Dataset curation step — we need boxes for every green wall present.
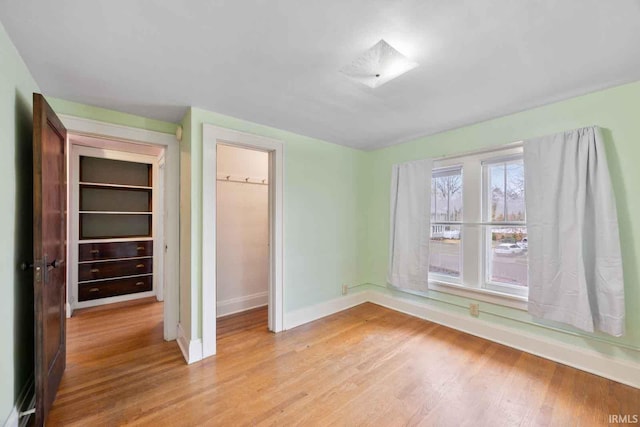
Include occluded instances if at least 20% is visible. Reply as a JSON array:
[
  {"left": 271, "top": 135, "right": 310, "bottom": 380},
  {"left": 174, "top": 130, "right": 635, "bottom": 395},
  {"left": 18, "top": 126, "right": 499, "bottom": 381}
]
[
  {"left": 361, "top": 81, "right": 640, "bottom": 361},
  {"left": 0, "top": 21, "right": 40, "bottom": 424},
  {"left": 180, "top": 107, "right": 365, "bottom": 340},
  {"left": 46, "top": 97, "right": 178, "bottom": 135}
]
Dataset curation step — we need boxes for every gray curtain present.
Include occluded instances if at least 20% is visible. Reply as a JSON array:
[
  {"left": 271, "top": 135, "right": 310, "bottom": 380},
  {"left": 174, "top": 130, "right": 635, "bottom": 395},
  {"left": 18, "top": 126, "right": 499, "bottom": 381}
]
[
  {"left": 523, "top": 126, "right": 625, "bottom": 336},
  {"left": 387, "top": 159, "right": 433, "bottom": 292}
]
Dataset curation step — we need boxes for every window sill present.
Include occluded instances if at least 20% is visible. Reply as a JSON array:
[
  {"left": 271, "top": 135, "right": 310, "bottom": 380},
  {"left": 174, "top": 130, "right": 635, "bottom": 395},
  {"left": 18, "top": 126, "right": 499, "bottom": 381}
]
[{"left": 428, "top": 280, "right": 528, "bottom": 311}]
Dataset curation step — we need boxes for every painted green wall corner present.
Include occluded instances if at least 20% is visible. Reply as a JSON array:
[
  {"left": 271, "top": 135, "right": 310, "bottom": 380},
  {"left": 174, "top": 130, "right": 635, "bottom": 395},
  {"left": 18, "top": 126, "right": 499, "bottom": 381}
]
[
  {"left": 0, "top": 20, "right": 40, "bottom": 425},
  {"left": 179, "top": 109, "right": 194, "bottom": 340},
  {"left": 360, "top": 80, "right": 640, "bottom": 362},
  {"left": 180, "top": 107, "right": 366, "bottom": 340},
  {"left": 47, "top": 97, "right": 179, "bottom": 135}
]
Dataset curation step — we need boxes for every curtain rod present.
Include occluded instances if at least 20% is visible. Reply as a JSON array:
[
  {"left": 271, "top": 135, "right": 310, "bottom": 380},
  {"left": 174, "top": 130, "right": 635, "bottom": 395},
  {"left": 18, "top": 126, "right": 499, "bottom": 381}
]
[
  {"left": 429, "top": 125, "right": 599, "bottom": 162},
  {"left": 433, "top": 140, "right": 523, "bottom": 161}
]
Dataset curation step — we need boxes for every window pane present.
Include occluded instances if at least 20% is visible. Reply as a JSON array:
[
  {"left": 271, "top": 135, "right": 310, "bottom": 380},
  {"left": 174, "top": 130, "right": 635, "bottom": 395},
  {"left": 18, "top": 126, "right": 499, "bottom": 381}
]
[
  {"left": 489, "top": 164, "right": 505, "bottom": 221},
  {"left": 488, "top": 226, "right": 528, "bottom": 287},
  {"left": 506, "top": 162, "right": 525, "bottom": 221},
  {"left": 487, "top": 160, "right": 525, "bottom": 222},
  {"left": 431, "top": 167, "right": 463, "bottom": 222},
  {"left": 429, "top": 225, "right": 461, "bottom": 278}
]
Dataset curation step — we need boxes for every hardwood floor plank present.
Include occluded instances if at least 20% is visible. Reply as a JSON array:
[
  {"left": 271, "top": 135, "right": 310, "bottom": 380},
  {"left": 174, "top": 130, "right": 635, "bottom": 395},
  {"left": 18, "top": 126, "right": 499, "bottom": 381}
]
[{"left": 47, "top": 301, "right": 640, "bottom": 426}]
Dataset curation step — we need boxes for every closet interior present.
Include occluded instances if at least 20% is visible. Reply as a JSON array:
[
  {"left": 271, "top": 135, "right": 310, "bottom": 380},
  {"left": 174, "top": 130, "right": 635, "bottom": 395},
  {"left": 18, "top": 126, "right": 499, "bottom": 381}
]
[{"left": 216, "top": 144, "right": 269, "bottom": 330}]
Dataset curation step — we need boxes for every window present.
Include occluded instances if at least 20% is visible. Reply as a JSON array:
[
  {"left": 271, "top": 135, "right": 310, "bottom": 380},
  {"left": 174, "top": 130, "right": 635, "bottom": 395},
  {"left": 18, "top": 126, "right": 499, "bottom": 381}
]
[
  {"left": 428, "top": 145, "right": 528, "bottom": 304},
  {"left": 429, "top": 166, "right": 463, "bottom": 281},
  {"left": 483, "top": 158, "right": 528, "bottom": 297}
]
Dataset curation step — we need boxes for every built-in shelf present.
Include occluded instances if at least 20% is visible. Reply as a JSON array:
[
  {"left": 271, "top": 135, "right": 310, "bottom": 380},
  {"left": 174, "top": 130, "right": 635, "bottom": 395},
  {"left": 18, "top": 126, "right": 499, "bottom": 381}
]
[
  {"left": 75, "top": 153, "right": 155, "bottom": 303},
  {"left": 79, "top": 237, "right": 154, "bottom": 244},
  {"left": 79, "top": 211, "right": 152, "bottom": 215},
  {"left": 79, "top": 181, "right": 152, "bottom": 190},
  {"left": 78, "top": 272, "right": 153, "bottom": 284},
  {"left": 78, "top": 255, "right": 152, "bottom": 264}
]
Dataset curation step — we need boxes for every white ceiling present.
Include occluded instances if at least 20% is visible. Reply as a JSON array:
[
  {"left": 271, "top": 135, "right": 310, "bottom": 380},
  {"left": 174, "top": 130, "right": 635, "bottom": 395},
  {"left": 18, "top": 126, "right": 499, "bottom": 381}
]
[{"left": 2, "top": 1, "right": 640, "bottom": 150}]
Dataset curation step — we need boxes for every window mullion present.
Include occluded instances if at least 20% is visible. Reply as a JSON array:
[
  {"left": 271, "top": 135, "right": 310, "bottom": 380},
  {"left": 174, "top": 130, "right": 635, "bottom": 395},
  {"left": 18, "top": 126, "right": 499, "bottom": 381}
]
[{"left": 432, "top": 181, "right": 437, "bottom": 221}]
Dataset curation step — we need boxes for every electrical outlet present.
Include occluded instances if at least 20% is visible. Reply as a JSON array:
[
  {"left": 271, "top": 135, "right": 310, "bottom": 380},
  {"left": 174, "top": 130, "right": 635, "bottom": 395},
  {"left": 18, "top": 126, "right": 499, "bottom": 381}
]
[
  {"left": 342, "top": 284, "right": 348, "bottom": 295},
  {"left": 469, "top": 303, "right": 480, "bottom": 317}
]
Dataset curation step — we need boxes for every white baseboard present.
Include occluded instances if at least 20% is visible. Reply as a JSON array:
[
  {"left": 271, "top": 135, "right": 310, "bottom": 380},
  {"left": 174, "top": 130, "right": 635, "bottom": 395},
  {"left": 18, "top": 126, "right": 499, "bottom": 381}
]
[
  {"left": 284, "top": 291, "right": 368, "bottom": 330},
  {"left": 280, "top": 289, "right": 640, "bottom": 389},
  {"left": 3, "top": 375, "right": 34, "bottom": 427},
  {"left": 366, "top": 290, "right": 640, "bottom": 389},
  {"left": 73, "top": 290, "right": 156, "bottom": 310},
  {"left": 217, "top": 292, "right": 268, "bottom": 318},
  {"left": 176, "top": 323, "right": 203, "bottom": 365}
]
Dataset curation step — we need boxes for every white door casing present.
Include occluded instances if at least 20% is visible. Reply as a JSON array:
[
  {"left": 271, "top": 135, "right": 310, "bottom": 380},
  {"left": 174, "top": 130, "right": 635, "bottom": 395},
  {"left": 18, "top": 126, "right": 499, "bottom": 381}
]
[
  {"left": 61, "top": 115, "right": 180, "bottom": 341},
  {"left": 201, "top": 124, "right": 284, "bottom": 359}
]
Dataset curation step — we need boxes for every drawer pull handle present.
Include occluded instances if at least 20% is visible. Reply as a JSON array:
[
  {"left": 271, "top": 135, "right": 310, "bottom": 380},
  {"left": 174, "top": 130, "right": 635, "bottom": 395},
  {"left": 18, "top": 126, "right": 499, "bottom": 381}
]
[
  {"left": 135, "top": 281, "right": 145, "bottom": 286},
  {"left": 136, "top": 264, "right": 145, "bottom": 268},
  {"left": 90, "top": 268, "right": 100, "bottom": 273},
  {"left": 137, "top": 246, "right": 145, "bottom": 251},
  {"left": 89, "top": 287, "right": 100, "bottom": 293},
  {"left": 90, "top": 249, "right": 100, "bottom": 255}
]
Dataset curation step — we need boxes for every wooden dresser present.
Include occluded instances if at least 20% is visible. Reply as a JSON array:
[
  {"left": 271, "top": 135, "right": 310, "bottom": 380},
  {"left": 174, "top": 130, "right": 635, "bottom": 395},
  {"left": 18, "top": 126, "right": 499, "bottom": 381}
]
[{"left": 77, "top": 240, "right": 153, "bottom": 301}]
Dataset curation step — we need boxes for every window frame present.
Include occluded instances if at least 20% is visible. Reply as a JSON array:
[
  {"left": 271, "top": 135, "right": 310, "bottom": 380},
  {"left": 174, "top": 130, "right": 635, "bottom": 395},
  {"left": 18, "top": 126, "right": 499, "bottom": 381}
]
[{"left": 427, "top": 145, "right": 528, "bottom": 310}]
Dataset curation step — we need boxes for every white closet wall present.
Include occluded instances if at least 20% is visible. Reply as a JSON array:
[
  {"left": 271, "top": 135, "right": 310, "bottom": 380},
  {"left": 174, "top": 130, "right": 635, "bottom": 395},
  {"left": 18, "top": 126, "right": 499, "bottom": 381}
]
[{"left": 216, "top": 145, "right": 269, "bottom": 317}]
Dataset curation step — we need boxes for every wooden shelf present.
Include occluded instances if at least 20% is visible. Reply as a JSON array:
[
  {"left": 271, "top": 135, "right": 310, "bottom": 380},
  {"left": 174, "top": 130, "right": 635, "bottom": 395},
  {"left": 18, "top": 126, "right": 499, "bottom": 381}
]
[
  {"left": 80, "top": 211, "right": 152, "bottom": 215},
  {"left": 78, "top": 272, "right": 153, "bottom": 284},
  {"left": 79, "top": 181, "right": 152, "bottom": 190},
  {"left": 79, "top": 237, "right": 153, "bottom": 244},
  {"left": 78, "top": 255, "right": 152, "bottom": 264}
]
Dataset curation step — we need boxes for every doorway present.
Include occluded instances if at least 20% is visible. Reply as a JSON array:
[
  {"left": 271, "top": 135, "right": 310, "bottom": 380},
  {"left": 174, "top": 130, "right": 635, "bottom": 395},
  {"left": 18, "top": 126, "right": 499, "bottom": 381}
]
[
  {"left": 31, "top": 99, "right": 180, "bottom": 424},
  {"left": 201, "top": 125, "right": 284, "bottom": 358},
  {"left": 216, "top": 145, "right": 269, "bottom": 335},
  {"left": 60, "top": 116, "right": 180, "bottom": 341}
]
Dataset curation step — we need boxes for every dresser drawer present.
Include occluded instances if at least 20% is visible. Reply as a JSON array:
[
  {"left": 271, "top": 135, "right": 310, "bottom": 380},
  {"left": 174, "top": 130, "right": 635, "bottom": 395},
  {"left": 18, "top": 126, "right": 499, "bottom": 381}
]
[
  {"left": 78, "top": 258, "right": 153, "bottom": 281},
  {"left": 78, "top": 275, "right": 152, "bottom": 301},
  {"left": 79, "top": 240, "right": 153, "bottom": 261}
]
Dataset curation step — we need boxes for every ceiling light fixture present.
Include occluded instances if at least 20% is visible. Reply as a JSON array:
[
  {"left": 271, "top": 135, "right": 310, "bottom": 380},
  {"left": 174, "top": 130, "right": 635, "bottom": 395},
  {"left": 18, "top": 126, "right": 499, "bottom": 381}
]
[{"left": 340, "top": 39, "right": 418, "bottom": 89}]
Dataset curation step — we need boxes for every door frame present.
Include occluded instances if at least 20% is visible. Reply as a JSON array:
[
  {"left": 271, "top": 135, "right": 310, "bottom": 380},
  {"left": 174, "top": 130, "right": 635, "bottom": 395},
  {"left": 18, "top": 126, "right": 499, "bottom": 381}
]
[
  {"left": 59, "top": 115, "right": 180, "bottom": 341},
  {"left": 202, "top": 124, "right": 284, "bottom": 358}
]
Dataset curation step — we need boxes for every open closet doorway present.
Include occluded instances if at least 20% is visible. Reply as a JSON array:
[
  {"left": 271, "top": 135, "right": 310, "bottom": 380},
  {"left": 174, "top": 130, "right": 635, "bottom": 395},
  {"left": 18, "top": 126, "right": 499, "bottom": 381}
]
[
  {"left": 201, "top": 125, "right": 284, "bottom": 359},
  {"left": 216, "top": 145, "right": 270, "bottom": 340}
]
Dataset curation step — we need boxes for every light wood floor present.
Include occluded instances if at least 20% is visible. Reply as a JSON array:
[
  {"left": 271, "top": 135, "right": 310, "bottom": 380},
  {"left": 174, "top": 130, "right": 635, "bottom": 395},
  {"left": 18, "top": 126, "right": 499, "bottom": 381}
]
[{"left": 47, "top": 298, "right": 639, "bottom": 426}]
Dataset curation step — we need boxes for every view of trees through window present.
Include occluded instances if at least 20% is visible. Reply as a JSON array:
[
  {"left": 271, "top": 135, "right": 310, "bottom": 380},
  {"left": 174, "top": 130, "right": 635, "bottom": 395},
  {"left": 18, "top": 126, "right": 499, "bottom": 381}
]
[
  {"left": 427, "top": 150, "right": 529, "bottom": 299},
  {"left": 429, "top": 167, "right": 462, "bottom": 278},
  {"left": 486, "top": 160, "right": 528, "bottom": 289},
  {"left": 488, "top": 161, "right": 526, "bottom": 221}
]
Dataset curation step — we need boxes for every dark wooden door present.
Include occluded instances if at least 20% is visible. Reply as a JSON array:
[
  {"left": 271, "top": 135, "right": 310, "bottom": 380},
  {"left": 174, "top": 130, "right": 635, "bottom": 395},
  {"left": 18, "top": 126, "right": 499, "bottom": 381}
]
[{"left": 33, "top": 93, "right": 67, "bottom": 426}]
